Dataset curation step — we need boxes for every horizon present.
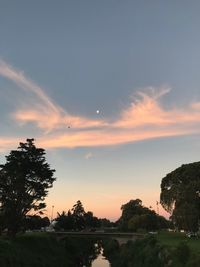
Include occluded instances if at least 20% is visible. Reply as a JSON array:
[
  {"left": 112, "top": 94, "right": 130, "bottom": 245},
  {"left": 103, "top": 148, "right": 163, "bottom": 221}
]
[{"left": 1, "top": 1, "right": 200, "bottom": 221}]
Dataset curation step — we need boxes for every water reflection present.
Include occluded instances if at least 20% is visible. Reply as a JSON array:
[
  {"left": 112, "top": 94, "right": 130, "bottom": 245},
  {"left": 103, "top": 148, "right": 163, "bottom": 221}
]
[
  {"left": 63, "top": 237, "right": 110, "bottom": 267},
  {"left": 92, "top": 250, "right": 110, "bottom": 267}
]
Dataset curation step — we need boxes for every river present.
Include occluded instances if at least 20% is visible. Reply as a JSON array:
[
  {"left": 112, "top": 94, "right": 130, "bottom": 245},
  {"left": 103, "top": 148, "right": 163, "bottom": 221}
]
[
  {"left": 92, "top": 250, "right": 110, "bottom": 267},
  {"left": 63, "top": 237, "right": 111, "bottom": 266}
]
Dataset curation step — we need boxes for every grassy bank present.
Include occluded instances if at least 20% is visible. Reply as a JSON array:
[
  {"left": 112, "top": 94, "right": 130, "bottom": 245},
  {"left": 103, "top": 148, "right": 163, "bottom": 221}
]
[
  {"left": 157, "top": 231, "right": 200, "bottom": 254},
  {"left": 156, "top": 231, "right": 200, "bottom": 266}
]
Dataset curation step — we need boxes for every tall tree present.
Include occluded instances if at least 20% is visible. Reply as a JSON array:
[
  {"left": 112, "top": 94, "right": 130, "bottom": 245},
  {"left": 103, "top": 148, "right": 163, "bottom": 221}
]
[
  {"left": 72, "top": 200, "right": 86, "bottom": 230},
  {"left": 118, "top": 199, "right": 168, "bottom": 231},
  {"left": 0, "top": 138, "right": 56, "bottom": 236},
  {"left": 160, "top": 162, "right": 200, "bottom": 231},
  {"left": 72, "top": 200, "right": 85, "bottom": 217},
  {"left": 55, "top": 202, "right": 101, "bottom": 231},
  {"left": 119, "top": 199, "right": 149, "bottom": 230},
  {"left": 55, "top": 210, "right": 74, "bottom": 230}
]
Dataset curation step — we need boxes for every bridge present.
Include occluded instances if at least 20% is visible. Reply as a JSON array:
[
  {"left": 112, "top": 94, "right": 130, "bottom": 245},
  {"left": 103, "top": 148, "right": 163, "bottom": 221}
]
[{"left": 52, "top": 231, "right": 145, "bottom": 245}]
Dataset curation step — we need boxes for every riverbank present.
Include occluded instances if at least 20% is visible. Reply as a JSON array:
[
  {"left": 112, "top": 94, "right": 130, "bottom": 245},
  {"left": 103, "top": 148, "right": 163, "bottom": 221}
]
[
  {"left": 103, "top": 231, "right": 200, "bottom": 267},
  {"left": 0, "top": 231, "right": 200, "bottom": 267},
  {"left": 0, "top": 233, "right": 69, "bottom": 267},
  {"left": 0, "top": 233, "right": 103, "bottom": 267},
  {"left": 157, "top": 231, "right": 200, "bottom": 254}
]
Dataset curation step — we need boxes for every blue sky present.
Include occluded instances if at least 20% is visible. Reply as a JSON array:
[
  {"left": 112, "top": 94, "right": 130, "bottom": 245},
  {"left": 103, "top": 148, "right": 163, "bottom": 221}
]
[{"left": 1, "top": 1, "right": 200, "bottom": 220}]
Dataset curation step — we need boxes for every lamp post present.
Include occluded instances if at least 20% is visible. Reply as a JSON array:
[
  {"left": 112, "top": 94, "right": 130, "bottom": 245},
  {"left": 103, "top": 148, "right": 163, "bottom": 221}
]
[{"left": 51, "top": 205, "right": 54, "bottom": 223}]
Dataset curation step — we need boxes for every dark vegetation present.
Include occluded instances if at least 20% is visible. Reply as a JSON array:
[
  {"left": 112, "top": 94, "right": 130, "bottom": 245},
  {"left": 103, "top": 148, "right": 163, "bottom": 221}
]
[
  {"left": 63, "top": 236, "right": 101, "bottom": 266},
  {"left": 103, "top": 236, "right": 165, "bottom": 267},
  {"left": 160, "top": 162, "right": 200, "bottom": 232},
  {"left": 117, "top": 198, "right": 169, "bottom": 232},
  {"left": 0, "top": 233, "right": 69, "bottom": 267},
  {"left": 55, "top": 199, "right": 169, "bottom": 233},
  {"left": 24, "top": 215, "right": 50, "bottom": 231},
  {"left": 0, "top": 139, "right": 200, "bottom": 266},
  {"left": 0, "top": 139, "right": 55, "bottom": 236},
  {"left": 0, "top": 234, "right": 102, "bottom": 267},
  {"left": 0, "top": 231, "right": 199, "bottom": 267},
  {"left": 55, "top": 200, "right": 115, "bottom": 231},
  {"left": 103, "top": 233, "right": 200, "bottom": 267}
]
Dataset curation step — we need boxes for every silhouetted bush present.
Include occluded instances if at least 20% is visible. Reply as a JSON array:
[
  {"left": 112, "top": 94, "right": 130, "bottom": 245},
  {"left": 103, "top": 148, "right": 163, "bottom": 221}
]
[
  {"left": 0, "top": 234, "right": 69, "bottom": 267},
  {"left": 174, "top": 241, "right": 190, "bottom": 266},
  {"left": 103, "top": 236, "right": 166, "bottom": 267}
]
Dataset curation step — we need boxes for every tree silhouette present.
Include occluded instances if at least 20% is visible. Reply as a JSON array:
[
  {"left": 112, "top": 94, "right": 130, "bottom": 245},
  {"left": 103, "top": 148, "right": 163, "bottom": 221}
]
[
  {"left": 55, "top": 201, "right": 102, "bottom": 231},
  {"left": 55, "top": 210, "right": 74, "bottom": 230},
  {"left": 0, "top": 138, "right": 56, "bottom": 236},
  {"left": 160, "top": 162, "right": 200, "bottom": 231},
  {"left": 118, "top": 199, "right": 168, "bottom": 231},
  {"left": 72, "top": 200, "right": 86, "bottom": 230}
]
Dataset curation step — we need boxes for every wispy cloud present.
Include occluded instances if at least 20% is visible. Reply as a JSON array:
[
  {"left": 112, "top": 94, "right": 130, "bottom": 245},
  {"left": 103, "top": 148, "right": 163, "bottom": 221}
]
[
  {"left": 0, "top": 59, "right": 106, "bottom": 132},
  {"left": 1, "top": 59, "right": 200, "bottom": 150},
  {"left": 0, "top": 59, "right": 59, "bottom": 113}
]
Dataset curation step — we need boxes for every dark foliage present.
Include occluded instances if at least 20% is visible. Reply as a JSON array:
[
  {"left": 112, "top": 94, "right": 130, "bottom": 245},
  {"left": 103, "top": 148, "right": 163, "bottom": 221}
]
[
  {"left": 0, "top": 139, "right": 56, "bottom": 236},
  {"left": 160, "top": 162, "right": 200, "bottom": 231},
  {"left": 24, "top": 215, "right": 50, "bottom": 230},
  {"left": 174, "top": 242, "right": 190, "bottom": 266},
  {"left": 63, "top": 237, "right": 101, "bottom": 266},
  {"left": 103, "top": 236, "right": 165, "bottom": 267},
  {"left": 0, "top": 234, "right": 69, "bottom": 267},
  {"left": 118, "top": 199, "right": 169, "bottom": 231},
  {"left": 55, "top": 200, "right": 112, "bottom": 231}
]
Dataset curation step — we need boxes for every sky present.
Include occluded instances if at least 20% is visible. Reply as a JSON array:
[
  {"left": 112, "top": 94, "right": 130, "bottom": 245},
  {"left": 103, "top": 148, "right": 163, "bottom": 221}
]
[{"left": 1, "top": 0, "right": 200, "bottom": 221}]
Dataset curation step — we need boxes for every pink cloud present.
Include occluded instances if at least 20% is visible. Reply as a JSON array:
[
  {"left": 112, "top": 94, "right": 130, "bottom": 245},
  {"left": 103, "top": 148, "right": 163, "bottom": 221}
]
[
  {"left": 35, "top": 88, "right": 200, "bottom": 149},
  {"left": 37, "top": 127, "right": 192, "bottom": 149},
  {"left": 14, "top": 109, "right": 105, "bottom": 131},
  {"left": 0, "top": 59, "right": 107, "bottom": 131},
  {"left": 1, "top": 59, "right": 200, "bottom": 150}
]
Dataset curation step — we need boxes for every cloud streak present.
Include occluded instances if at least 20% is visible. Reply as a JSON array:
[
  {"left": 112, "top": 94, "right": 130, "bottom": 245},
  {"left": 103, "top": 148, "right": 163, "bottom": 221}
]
[
  {"left": 0, "top": 59, "right": 59, "bottom": 113},
  {"left": 0, "top": 59, "right": 106, "bottom": 131},
  {"left": 1, "top": 59, "right": 200, "bottom": 150}
]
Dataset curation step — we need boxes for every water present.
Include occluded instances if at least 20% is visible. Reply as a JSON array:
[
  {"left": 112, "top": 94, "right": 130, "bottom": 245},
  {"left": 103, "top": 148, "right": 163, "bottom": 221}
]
[
  {"left": 92, "top": 251, "right": 110, "bottom": 267},
  {"left": 63, "top": 237, "right": 111, "bottom": 266}
]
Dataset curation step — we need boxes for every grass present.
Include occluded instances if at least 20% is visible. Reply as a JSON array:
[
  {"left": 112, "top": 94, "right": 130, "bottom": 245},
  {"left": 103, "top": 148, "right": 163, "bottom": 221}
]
[{"left": 157, "top": 231, "right": 200, "bottom": 255}]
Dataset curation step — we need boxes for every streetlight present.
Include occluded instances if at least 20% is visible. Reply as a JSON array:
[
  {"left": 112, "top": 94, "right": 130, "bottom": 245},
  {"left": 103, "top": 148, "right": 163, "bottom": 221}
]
[{"left": 51, "top": 205, "right": 54, "bottom": 223}]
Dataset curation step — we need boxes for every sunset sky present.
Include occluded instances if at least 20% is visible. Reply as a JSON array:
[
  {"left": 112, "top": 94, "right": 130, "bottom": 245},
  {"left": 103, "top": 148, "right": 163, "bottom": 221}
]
[{"left": 1, "top": 1, "right": 200, "bottom": 221}]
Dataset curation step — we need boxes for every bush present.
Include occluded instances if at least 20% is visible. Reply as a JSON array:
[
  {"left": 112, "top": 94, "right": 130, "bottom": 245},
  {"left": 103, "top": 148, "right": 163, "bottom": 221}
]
[
  {"left": 0, "top": 234, "right": 69, "bottom": 267},
  {"left": 174, "top": 242, "right": 190, "bottom": 266},
  {"left": 103, "top": 236, "right": 166, "bottom": 267}
]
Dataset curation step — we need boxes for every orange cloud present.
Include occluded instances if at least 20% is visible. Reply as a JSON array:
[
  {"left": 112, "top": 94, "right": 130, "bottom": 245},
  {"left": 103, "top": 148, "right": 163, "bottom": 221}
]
[
  {"left": 36, "top": 87, "right": 200, "bottom": 148},
  {"left": 114, "top": 87, "right": 200, "bottom": 129},
  {"left": 37, "top": 127, "right": 190, "bottom": 149},
  {"left": 114, "top": 87, "right": 173, "bottom": 128},
  {"left": 14, "top": 109, "right": 105, "bottom": 131}
]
